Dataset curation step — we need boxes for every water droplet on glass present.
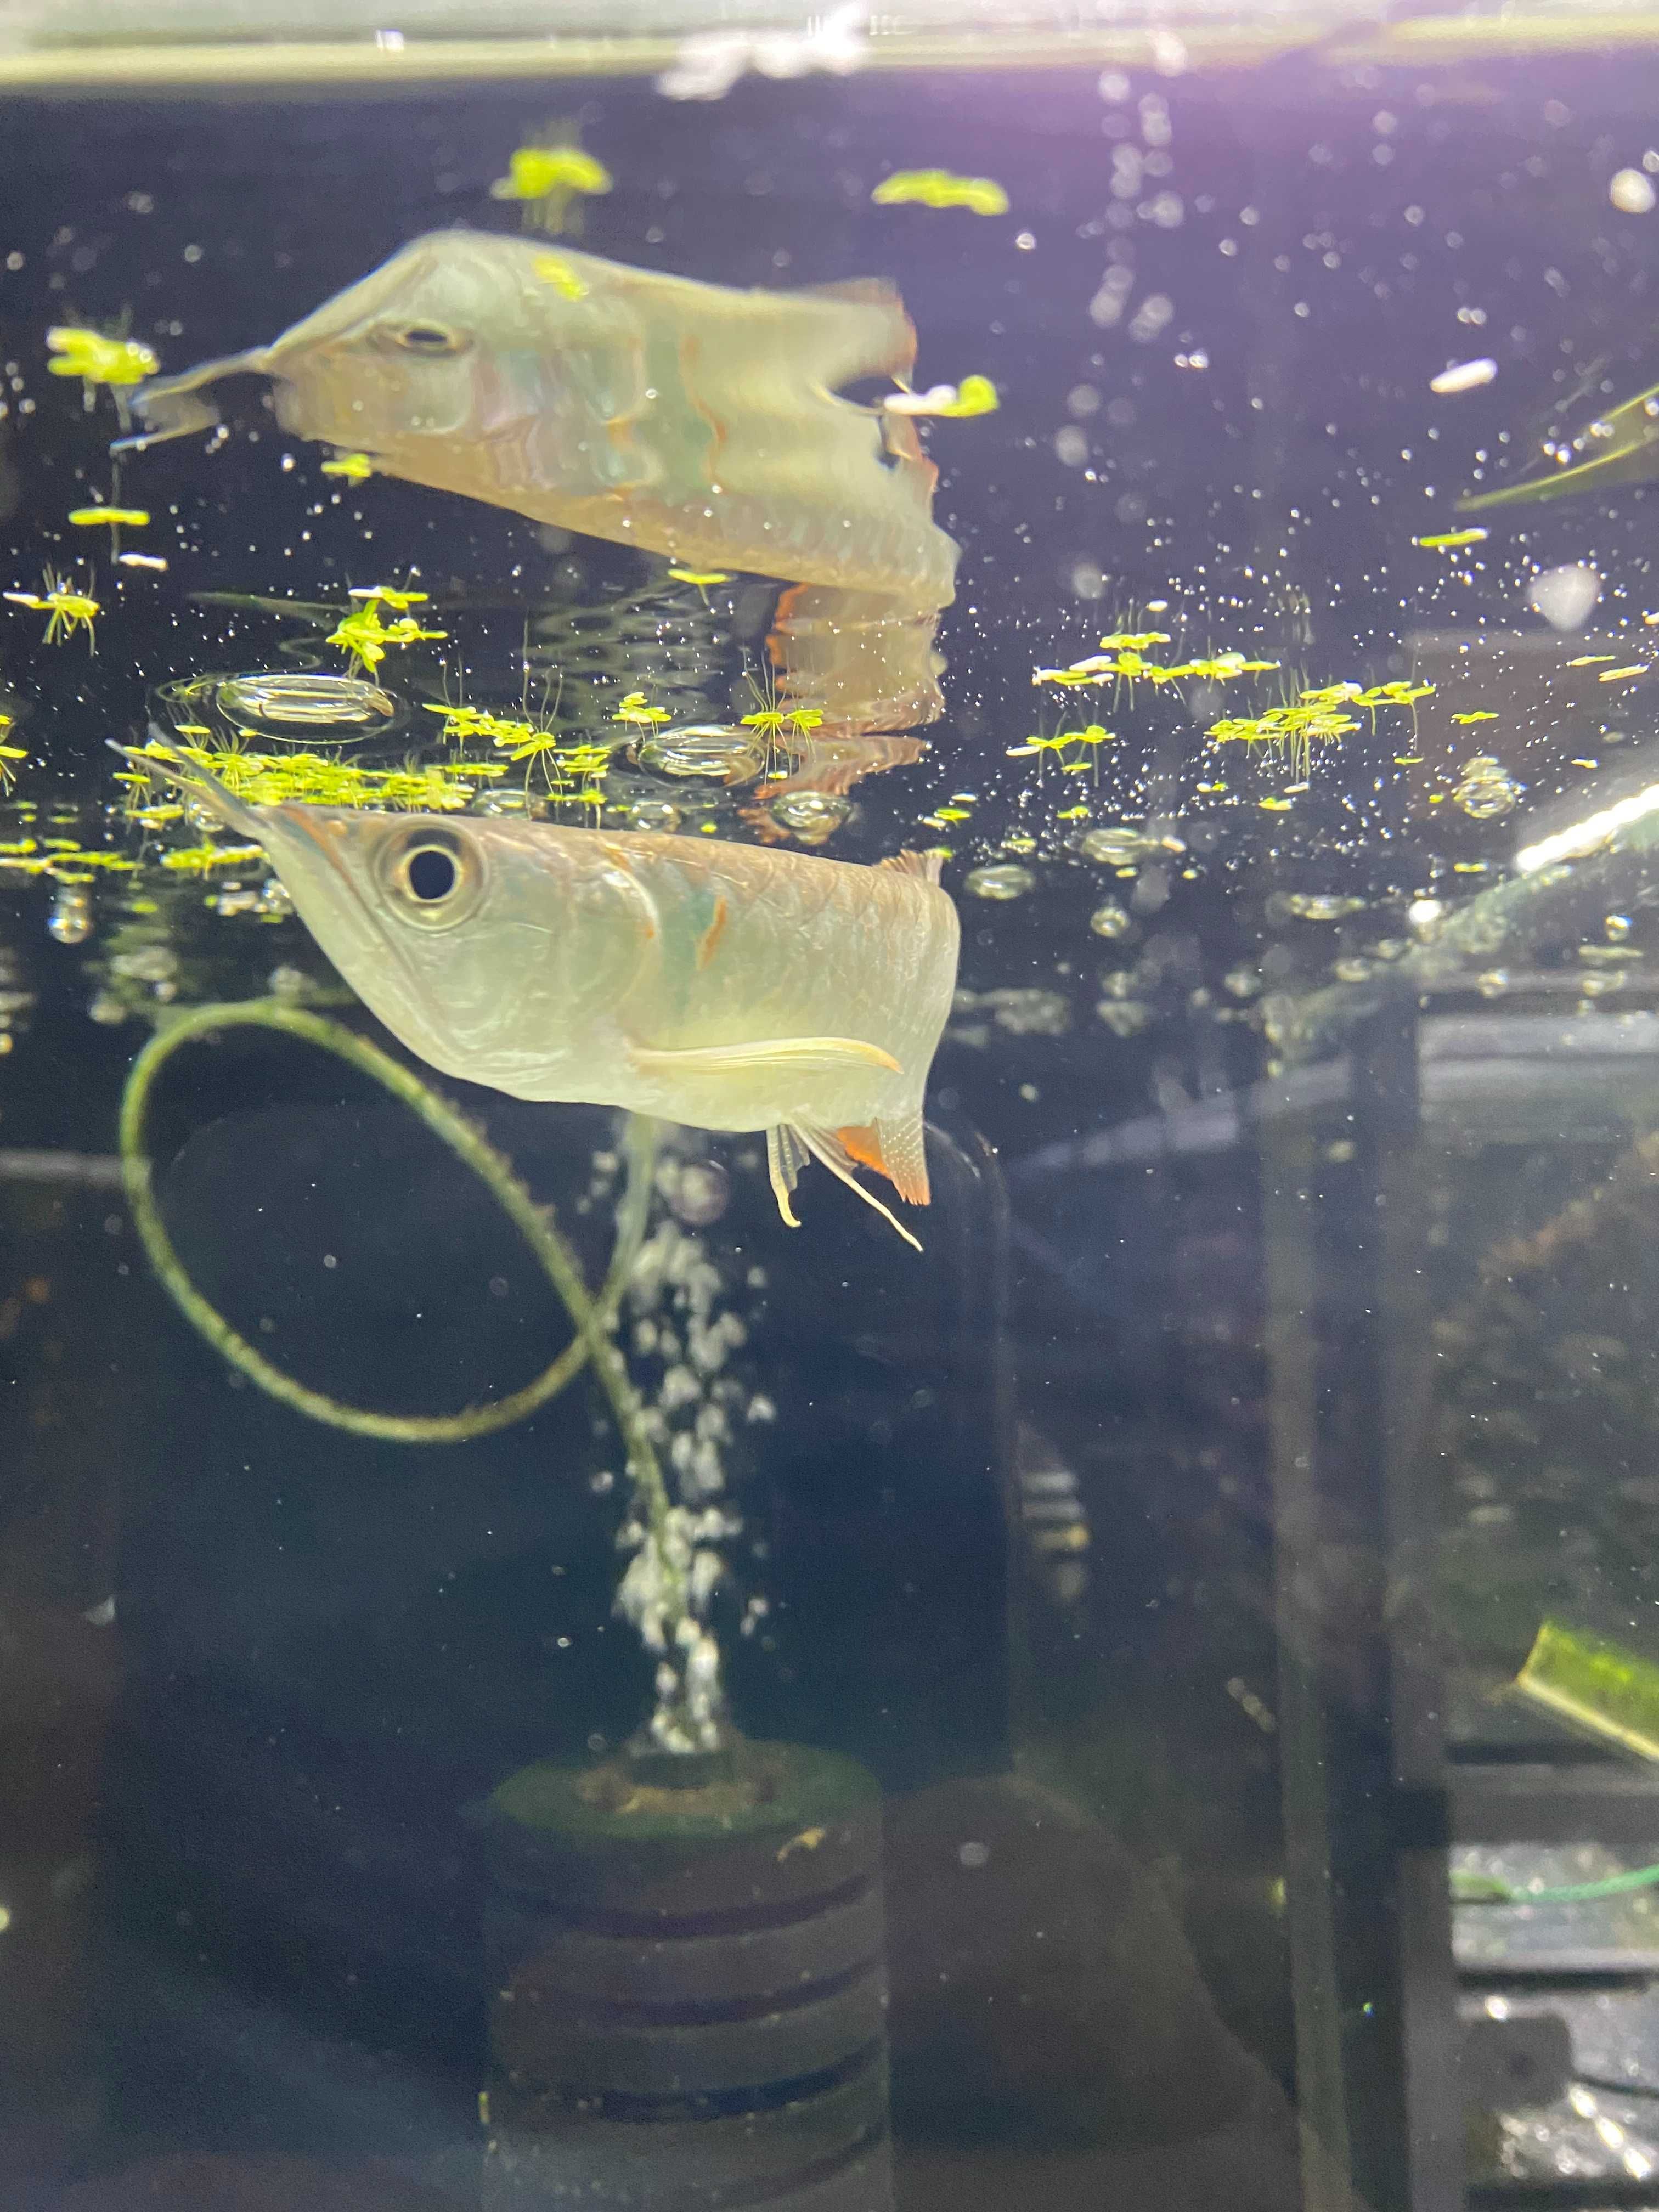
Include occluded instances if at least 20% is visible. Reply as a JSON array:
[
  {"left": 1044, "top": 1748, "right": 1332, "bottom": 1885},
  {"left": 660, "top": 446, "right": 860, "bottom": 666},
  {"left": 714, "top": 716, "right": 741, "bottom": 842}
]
[
  {"left": 965, "top": 862, "right": 1035, "bottom": 901},
  {"left": 1090, "top": 900, "right": 1132, "bottom": 939},
  {"left": 47, "top": 886, "right": 92, "bottom": 945},
  {"left": 769, "top": 790, "right": 851, "bottom": 844},
  {"left": 636, "top": 725, "right": 768, "bottom": 783},
  {"left": 627, "top": 799, "right": 684, "bottom": 833}
]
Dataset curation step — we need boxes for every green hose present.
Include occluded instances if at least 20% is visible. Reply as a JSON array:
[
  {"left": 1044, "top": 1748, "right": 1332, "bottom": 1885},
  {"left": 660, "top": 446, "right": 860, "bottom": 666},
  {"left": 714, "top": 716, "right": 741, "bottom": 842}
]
[
  {"left": 1454, "top": 1863, "right": 1659, "bottom": 1905},
  {"left": 119, "top": 997, "right": 665, "bottom": 1504}
]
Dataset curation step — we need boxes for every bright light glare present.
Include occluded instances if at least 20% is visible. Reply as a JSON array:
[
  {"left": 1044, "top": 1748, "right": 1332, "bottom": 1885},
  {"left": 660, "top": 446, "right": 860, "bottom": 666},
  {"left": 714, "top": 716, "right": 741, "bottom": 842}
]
[{"left": 1515, "top": 781, "right": 1659, "bottom": 872}]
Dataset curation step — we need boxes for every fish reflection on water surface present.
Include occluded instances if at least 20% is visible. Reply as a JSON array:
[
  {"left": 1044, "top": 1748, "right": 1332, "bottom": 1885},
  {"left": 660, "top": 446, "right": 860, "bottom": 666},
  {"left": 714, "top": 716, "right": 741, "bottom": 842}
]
[
  {"left": 121, "top": 230, "right": 960, "bottom": 763},
  {"left": 122, "top": 746, "right": 960, "bottom": 1250}
]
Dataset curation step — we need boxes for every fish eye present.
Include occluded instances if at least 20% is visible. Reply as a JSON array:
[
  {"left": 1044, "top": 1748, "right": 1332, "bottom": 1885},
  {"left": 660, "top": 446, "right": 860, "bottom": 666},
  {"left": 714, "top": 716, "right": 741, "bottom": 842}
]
[
  {"left": 386, "top": 321, "right": 470, "bottom": 356},
  {"left": 407, "top": 845, "right": 458, "bottom": 901},
  {"left": 379, "top": 826, "right": 485, "bottom": 929}
]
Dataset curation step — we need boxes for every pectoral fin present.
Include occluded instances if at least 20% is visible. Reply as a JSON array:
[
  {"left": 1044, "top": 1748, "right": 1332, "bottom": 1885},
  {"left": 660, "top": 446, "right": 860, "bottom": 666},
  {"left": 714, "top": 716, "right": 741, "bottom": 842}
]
[{"left": 629, "top": 1035, "right": 902, "bottom": 1080}]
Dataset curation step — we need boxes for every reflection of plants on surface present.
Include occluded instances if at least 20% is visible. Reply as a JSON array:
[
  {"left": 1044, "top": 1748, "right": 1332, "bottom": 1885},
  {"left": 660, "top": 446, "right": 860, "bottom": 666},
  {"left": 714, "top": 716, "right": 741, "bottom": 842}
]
[{"left": 120, "top": 999, "right": 735, "bottom": 1754}]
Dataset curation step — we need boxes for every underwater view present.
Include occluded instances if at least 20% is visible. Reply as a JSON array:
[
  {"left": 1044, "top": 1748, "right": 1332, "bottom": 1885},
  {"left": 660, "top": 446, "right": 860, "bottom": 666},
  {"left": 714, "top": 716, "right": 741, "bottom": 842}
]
[{"left": 16, "top": 4, "right": 1659, "bottom": 2209}]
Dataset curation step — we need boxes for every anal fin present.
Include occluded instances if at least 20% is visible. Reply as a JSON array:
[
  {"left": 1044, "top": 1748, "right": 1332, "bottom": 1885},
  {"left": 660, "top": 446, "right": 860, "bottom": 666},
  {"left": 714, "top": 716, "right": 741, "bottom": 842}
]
[
  {"left": 631, "top": 1035, "right": 901, "bottom": 1080},
  {"left": 787, "top": 1121, "right": 923, "bottom": 1253},
  {"left": 837, "top": 1111, "right": 930, "bottom": 1207}
]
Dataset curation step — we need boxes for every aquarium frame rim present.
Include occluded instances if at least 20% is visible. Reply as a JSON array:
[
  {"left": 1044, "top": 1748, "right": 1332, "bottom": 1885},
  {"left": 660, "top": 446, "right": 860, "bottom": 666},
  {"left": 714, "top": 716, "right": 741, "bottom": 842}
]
[{"left": 5, "top": 14, "right": 1659, "bottom": 94}]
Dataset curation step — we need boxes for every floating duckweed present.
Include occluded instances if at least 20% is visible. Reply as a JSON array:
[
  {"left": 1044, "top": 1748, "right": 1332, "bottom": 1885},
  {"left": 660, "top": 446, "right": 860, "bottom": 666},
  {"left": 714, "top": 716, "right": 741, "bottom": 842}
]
[
  {"left": 1414, "top": 527, "right": 1489, "bottom": 549},
  {"left": 871, "top": 169, "right": 1009, "bottom": 216},
  {"left": 613, "top": 690, "right": 673, "bottom": 730},
  {"left": 133, "top": 738, "right": 505, "bottom": 817},
  {"left": 1453, "top": 755, "right": 1523, "bottom": 819},
  {"left": 47, "top": 325, "right": 157, "bottom": 389},
  {"left": 327, "top": 598, "right": 446, "bottom": 674},
  {"left": 67, "top": 506, "right": 149, "bottom": 529},
  {"left": 636, "top": 724, "right": 769, "bottom": 784},
  {"left": 1451, "top": 709, "right": 1499, "bottom": 725},
  {"left": 5, "top": 568, "right": 100, "bottom": 650},
  {"left": 964, "top": 861, "right": 1035, "bottom": 901},
  {"left": 1096, "top": 1000, "right": 1153, "bottom": 1037},
  {"left": 215, "top": 672, "right": 399, "bottom": 736},
  {"left": 627, "top": 799, "right": 685, "bottom": 833},
  {"left": 490, "top": 143, "right": 613, "bottom": 230},
  {"left": 884, "top": 375, "right": 1000, "bottom": 419},
  {"left": 769, "top": 789, "right": 851, "bottom": 844},
  {"left": 320, "top": 452, "right": 375, "bottom": 483},
  {"left": 47, "top": 884, "right": 93, "bottom": 944},
  {"left": 930, "top": 375, "right": 1000, "bottom": 419},
  {"left": 1608, "top": 913, "right": 1634, "bottom": 941},
  {"left": 667, "top": 567, "right": 732, "bottom": 590},
  {"left": 1089, "top": 900, "right": 1132, "bottom": 939}
]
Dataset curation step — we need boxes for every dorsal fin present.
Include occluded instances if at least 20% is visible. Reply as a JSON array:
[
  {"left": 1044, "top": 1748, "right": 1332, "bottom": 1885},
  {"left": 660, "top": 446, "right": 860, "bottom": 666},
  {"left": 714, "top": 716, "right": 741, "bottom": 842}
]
[
  {"left": 876, "top": 848, "right": 944, "bottom": 886},
  {"left": 789, "top": 277, "right": 901, "bottom": 307}
]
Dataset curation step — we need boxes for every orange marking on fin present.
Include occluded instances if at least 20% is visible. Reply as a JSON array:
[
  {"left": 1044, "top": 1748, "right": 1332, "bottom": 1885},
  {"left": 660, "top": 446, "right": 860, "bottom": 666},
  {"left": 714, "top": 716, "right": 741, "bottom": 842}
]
[
  {"left": 696, "top": 892, "right": 730, "bottom": 969},
  {"left": 836, "top": 1124, "right": 884, "bottom": 1176},
  {"left": 838, "top": 1121, "right": 930, "bottom": 1205}
]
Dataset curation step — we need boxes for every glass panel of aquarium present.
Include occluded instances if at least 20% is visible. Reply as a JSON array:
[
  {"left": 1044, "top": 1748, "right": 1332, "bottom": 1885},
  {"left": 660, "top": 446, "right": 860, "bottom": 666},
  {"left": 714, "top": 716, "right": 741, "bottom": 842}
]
[{"left": 10, "top": 7, "right": 1659, "bottom": 2210}]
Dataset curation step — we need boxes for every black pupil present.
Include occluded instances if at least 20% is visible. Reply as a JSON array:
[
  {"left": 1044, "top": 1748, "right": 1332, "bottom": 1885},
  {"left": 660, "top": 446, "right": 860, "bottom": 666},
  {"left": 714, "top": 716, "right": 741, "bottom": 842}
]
[
  {"left": 406, "top": 847, "right": 457, "bottom": 902},
  {"left": 400, "top": 325, "right": 453, "bottom": 351}
]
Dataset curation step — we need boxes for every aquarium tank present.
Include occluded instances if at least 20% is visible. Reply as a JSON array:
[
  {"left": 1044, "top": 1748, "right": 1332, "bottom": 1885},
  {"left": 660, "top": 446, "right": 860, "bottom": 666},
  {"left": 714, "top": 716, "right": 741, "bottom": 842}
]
[{"left": 19, "top": 4, "right": 1659, "bottom": 2210}]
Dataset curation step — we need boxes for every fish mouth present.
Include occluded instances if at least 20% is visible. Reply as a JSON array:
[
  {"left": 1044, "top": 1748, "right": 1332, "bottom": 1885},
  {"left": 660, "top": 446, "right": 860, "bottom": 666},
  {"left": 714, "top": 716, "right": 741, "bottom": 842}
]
[{"left": 234, "top": 796, "right": 429, "bottom": 1008}]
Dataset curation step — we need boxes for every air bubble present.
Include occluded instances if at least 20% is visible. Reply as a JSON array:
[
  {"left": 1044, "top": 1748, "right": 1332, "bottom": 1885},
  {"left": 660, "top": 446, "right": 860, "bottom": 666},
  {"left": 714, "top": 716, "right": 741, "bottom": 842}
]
[
  {"left": 636, "top": 725, "right": 768, "bottom": 783},
  {"left": 965, "top": 862, "right": 1035, "bottom": 901}
]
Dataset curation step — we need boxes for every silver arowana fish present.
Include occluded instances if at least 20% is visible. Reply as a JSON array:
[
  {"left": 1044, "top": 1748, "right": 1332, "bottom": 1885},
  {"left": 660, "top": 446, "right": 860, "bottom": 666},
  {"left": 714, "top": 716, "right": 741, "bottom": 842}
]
[
  {"left": 125, "top": 746, "right": 961, "bottom": 1249},
  {"left": 120, "top": 230, "right": 960, "bottom": 750}
]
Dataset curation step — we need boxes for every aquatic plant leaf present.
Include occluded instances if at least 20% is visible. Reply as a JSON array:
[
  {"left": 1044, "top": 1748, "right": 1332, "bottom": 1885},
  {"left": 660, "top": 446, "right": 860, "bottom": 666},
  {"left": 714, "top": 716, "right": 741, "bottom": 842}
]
[{"left": 1459, "top": 377, "right": 1659, "bottom": 510}]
